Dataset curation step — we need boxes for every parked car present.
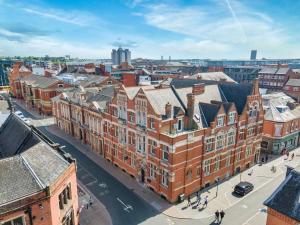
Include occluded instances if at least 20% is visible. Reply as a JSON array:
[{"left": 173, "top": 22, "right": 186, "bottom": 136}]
[
  {"left": 22, "top": 118, "right": 30, "bottom": 124},
  {"left": 233, "top": 181, "right": 254, "bottom": 196},
  {"left": 15, "top": 110, "right": 24, "bottom": 117}
]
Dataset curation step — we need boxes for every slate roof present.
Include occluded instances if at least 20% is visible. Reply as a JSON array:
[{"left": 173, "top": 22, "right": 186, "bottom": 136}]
[
  {"left": 144, "top": 88, "right": 184, "bottom": 116},
  {"left": 20, "top": 75, "right": 60, "bottom": 89},
  {"left": 276, "top": 67, "right": 290, "bottom": 75},
  {"left": 0, "top": 114, "right": 71, "bottom": 214},
  {"left": 285, "top": 79, "right": 300, "bottom": 87},
  {"left": 264, "top": 103, "right": 300, "bottom": 122},
  {"left": 264, "top": 168, "right": 300, "bottom": 222},
  {"left": 170, "top": 78, "right": 222, "bottom": 88},
  {"left": 258, "top": 67, "right": 278, "bottom": 74},
  {"left": 199, "top": 103, "right": 220, "bottom": 127},
  {"left": 218, "top": 83, "right": 253, "bottom": 114}
]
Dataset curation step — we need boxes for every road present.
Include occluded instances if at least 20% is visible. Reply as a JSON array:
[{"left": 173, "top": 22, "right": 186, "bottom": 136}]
[{"left": 14, "top": 102, "right": 285, "bottom": 225}]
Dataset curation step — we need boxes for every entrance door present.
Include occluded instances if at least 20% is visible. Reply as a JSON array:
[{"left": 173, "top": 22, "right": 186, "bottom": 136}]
[{"left": 141, "top": 168, "right": 145, "bottom": 183}]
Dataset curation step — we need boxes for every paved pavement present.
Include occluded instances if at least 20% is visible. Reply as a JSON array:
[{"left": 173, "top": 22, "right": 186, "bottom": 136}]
[
  {"left": 12, "top": 99, "right": 300, "bottom": 225},
  {"left": 78, "top": 181, "right": 113, "bottom": 225}
]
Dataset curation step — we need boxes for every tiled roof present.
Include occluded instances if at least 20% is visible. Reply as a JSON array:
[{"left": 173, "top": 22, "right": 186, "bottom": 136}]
[
  {"left": 0, "top": 114, "right": 70, "bottom": 214},
  {"left": 264, "top": 168, "right": 300, "bottom": 222}
]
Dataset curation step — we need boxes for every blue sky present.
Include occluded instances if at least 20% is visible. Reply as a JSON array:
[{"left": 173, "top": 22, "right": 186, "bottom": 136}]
[{"left": 0, "top": 0, "right": 299, "bottom": 59}]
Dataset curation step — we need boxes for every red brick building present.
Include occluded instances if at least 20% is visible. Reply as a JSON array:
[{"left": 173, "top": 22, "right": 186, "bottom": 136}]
[
  {"left": 264, "top": 167, "right": 300, "bottom": 225},
  {"left": 8, "top": 61, "right": 32, "bottom": 98},
  {"left": 19, "top": 75, "right": 71, "bottom": 115},
  {"left": 53, "top": 78, "right": 263, "bottom": 202},
  {"left": 0, "top": 114, "right": 79, "bottom": 225},
  {"left": 283, "top": 78, "right": 300, "bottom": 102},
  {"left": 258, "top": 66, "right": 293, "bottom": 91}
]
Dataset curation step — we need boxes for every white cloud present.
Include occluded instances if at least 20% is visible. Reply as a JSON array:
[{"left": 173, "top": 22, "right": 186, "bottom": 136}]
[
  {"left": 0, "top": 35, "right": 110, "bottom": 58},
  {"left": 22, "top": 7, "right": 102, "bottom": 27},
  {"left": 134, "top": 0, "right": 299, "bottom": 58}
]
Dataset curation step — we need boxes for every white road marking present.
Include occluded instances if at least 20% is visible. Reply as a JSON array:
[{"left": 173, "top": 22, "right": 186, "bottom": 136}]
[
  {"left": 242, "top": 210, "right": 261, "bottom": 225},
  {"left": 98, "top": 182, "right": 108, "bottom": 188},
  {"left": 117, "top": 197, "right": 133, "bottom": 212},
  {"left": 224, "top": 192, "right": 232, "bottom": 205},
  {"left": 242, "top": 204, "right": 248, "bottom": 209},
  {"left": 167, "top": 218, "right": 175, "bottom": 225}
]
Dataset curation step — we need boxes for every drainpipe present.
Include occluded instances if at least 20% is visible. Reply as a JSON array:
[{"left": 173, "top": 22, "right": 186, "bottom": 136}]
[{"left": 27, "top": 207, "right": 34, "bottom": 225}]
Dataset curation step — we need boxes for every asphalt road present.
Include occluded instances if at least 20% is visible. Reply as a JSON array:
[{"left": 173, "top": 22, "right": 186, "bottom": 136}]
[
  {"left": 15, "top": 104, "right": 166, "bottom": 225},
  {"left": 14, "top": 103, "right": 285, "bottom": 225}
]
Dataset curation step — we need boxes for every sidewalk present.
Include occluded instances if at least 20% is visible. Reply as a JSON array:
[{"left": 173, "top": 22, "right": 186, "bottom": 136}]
[
  {"left": 14, "top": 99, "right": 300, "bottom": 220},
  {"left": 78, "top": 181, "right": 112, "bottom": 225}
]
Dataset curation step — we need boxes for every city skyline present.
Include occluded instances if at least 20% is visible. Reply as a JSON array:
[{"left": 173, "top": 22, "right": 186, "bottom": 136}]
[{"left": 0, "top": 0, "right": 300, "bottom": 59}]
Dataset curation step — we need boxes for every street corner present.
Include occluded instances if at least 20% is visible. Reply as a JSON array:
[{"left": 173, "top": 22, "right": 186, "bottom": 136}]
[{"left": 77, "top": 185, "right": 113, "bottom": 225}]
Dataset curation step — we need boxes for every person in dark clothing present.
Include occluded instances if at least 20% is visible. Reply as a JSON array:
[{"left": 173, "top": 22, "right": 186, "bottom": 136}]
[
  {"left": 215, "top": 210, "right": 220, "bottom": 223},
  {"left": 265, "top": 154, "right": 268, "bottom": 162},
  {"left": 220, "top": 210, "right": 225, "bottom": 222},
  {"left": 187, "top": 195, "right": 191, "bottom": 207}
]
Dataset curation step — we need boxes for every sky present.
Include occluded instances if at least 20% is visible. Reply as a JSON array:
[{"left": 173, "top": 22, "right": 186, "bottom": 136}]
[{"left": 0, "top": 0, "right": 300, "bottom": 59}]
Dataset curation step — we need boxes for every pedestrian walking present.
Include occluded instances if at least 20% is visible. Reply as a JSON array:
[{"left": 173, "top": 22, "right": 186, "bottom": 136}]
[
  {"left": 204, "top": 195, "right": 208, "bottom": 208},
  {"left": 220, "top": 210, "right": 225, "bottom": 222},
  {"left": 265, "top": 154, "right": 269, "bottom": 162},
  {"left": 196, "top": 192, "right": 201, "bottom": 206},
  {"left": 261, "top": 157, "right": 264, "bottom": 163},
  {"left": 215, "top": 210, "right": 220, "bottom": 223},
  {"left": 291, "top": 153, "right": 295, "bottom": 160},
  {"left": 187, "top": 195, "right": 191, "bottom": 207}
]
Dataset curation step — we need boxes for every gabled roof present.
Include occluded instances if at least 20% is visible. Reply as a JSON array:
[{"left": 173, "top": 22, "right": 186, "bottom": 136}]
[
  {"left": 264, "top": 103, "right": 300, "bottom": 122},
  {"left": 264, "top": 168, "right": 300, "bottom": 222},
  {"left": 0, "top": 114, "right": 71, "bottom": 214},
  {"left": 218, "top": 83, "right": 253, "bottom": 114}
]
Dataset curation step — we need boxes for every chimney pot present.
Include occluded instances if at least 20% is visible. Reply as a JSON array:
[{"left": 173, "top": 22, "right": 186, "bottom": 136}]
[{"left": 192, "top": 83, "right": 205, "bottom": 95}]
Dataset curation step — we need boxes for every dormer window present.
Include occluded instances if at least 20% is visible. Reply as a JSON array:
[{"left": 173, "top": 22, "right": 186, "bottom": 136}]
[
  {"left": 217, "top": 115, "right": 225, "bottom": 127},
  {"left": 228, "top": 112, "right": 236, "bottom": 125}
]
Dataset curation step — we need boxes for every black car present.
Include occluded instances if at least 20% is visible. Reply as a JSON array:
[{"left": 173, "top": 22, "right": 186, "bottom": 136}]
[{"left": 233, "top": 181, "right": 254, "bottom": 196}]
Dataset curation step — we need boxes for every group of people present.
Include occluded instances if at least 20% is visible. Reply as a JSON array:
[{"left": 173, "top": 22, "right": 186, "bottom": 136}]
[
  {"left": 215, "top": 210, "right": 225, "bottom": 223},
  {"left": 187, "top": 191, "right": 209, "bottom": 208}
]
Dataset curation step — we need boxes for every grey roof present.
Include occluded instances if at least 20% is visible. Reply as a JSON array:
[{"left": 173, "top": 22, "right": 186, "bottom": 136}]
[
  {"left": 20, "top": 75, "right": 60, "bottom": 89},
  {"left": 170, "top": 78, "right": 224, "bottom": 88},
  {"left": 190, "top": 72, "right": 236, "bottom": 83},
  {"left": 0, "top": 114, "right": 71, "bottom": 213},
  {"left": 258, "top": 67, "right": 278, "bottom": 74},
  {"left": 276, "top": 67, "right": 290, "bottom": 75},
  {"left": 285, "top": 79, "right": 300, "bottom": 87},
  {"left": 78, "top": 75, "right": 108, "bottom": 88},
  {"left": 199, "top": 103, "right": 220, "bottom": 127},
  {"left": 0, "top": 156, "right": 42, "bottom": 208},
  {"left": 144, "top": 88, "right": 184, "bottom": 116},
  {"left": 264, "top": 168, "right": 300, "bottom": 222},
  {"left": 218, "top": 83, "right": 253, "bottom": 114}
]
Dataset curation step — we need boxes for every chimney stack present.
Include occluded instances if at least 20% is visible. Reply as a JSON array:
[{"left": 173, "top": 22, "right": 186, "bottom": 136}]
[
  {"left": 192, "top": 83, "right": 205, "bottom": 95},
  {"left": 187, "top": 93, "right": 195, "bottom": 129},
  {"left": 252, "top": 78, "right": 259, "bottom": 95},
  {"left": 165, "top": 102, "right": 172, "bottom": 118}
]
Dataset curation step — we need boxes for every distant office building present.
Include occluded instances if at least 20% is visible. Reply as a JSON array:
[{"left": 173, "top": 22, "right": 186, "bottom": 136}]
[
  {"left": 224, "top": 66, "right": 261, "bottom": 84},
  {"left": 250, "top": 50, "right": 257, "bottom": 60},
  {"left": 111, "top": 48, "right": 131, "bottom": 65}
]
